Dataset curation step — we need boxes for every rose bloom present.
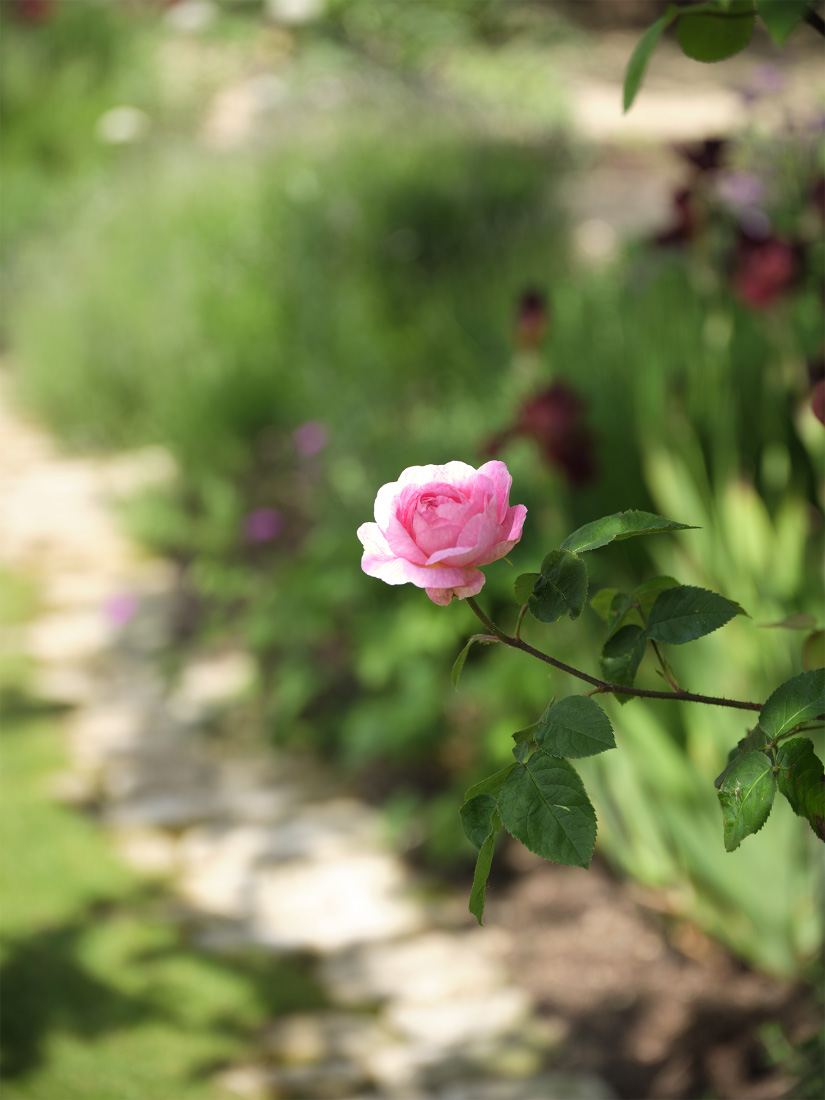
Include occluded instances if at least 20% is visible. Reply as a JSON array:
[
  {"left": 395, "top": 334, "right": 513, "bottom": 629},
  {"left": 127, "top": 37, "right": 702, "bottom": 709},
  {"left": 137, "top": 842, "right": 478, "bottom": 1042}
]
[{"left": 357, "top": 461, "right": 526, "bottom": 606}]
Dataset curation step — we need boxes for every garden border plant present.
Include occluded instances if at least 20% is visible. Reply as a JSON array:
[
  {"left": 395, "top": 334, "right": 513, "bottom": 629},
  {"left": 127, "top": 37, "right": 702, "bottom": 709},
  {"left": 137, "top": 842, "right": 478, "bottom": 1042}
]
[{"left": 357, "top": 460, "right": 825, "bottom": 923}]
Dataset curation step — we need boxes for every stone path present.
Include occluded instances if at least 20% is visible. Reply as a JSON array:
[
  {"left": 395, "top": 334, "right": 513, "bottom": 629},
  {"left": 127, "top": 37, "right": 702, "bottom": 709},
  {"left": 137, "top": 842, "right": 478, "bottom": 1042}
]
[{"left": 0, "top": 370, "right": 614, "bottom": 1099}]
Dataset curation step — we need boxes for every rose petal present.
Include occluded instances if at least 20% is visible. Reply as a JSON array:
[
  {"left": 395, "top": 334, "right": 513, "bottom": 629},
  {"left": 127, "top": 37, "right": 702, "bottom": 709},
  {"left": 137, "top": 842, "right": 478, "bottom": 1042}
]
[
  {"left": 359, "top": 461, "right": 526, "bottom": 603},
  {"left": 476, "top": 460, "right": 513, "bottom": 523},
  {"left": 425, "top": 570, "right": 485, "bottom": 605}
]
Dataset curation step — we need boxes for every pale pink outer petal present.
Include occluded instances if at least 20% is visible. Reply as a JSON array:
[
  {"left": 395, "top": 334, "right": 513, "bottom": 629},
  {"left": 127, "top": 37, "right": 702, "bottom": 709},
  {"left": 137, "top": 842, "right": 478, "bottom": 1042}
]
[
  {"left": 359, "top": 522, "right": 481, "bottom": 590},
  {"left": 506, "top": 503, "right": 528, "bottom": 541},
  {"left": 360, "top": 461, "right": 526, "bottom": 603},
  {"left": 476, "top": 460, "right": 514, "bottom": 523},
  {"left": 425, "top": 569, "right": 485, "bottom": 605},
  {"left": 461, "top": 501, "right": 527, "bottom": 567}
]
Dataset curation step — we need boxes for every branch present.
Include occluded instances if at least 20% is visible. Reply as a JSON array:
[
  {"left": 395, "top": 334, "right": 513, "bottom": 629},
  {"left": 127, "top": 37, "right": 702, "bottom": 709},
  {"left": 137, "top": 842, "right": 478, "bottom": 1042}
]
[
  {"left": 465, "top": 598, "right": 763, "bottom": 713},
  {"left": 805, "top": 7, "right": 825, "bottom": 37}
]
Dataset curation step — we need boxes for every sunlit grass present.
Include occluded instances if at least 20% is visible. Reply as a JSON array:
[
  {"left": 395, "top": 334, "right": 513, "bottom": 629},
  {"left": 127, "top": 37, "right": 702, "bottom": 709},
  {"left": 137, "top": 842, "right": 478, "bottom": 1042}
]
[{"left": 0, "top": 715, "right": 326, "bottom": 1098}]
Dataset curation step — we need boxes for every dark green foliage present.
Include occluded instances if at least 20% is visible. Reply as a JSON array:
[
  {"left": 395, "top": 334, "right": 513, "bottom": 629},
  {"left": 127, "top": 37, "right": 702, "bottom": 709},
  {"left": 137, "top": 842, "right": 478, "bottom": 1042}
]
[
  {"left": 600, "top": 625, "right": 647, "bottom": 701},
  {"left": 623, "top": 11, "right": 674, "bottom": 111},
  {"left": 535, "top": 696, "right": 615, "bottom": 759},
  {"left": 560, "top": 511, "right": 695, "bottom": 554},
  {"left": 460, "top": 792, "right": 498, "bottom": 849},
  {"left": 528, "top": 550, "right": 588, "bottom": 623},
  {"left": 718, "top": 751, "right": 776, "bottom": 851},
  {"left": 756, "top": 0, "right": 810, "bottom": 45},
  {"left": 498, "top": 752, "right": 597, "bottom": 868},
  {"left": 760, "top": 670, "right": 825, "bottom": 739},
  {"left": 676, "top": 1, "right": 755, "bottom": 62},
  {"left": 647, "top": 585, "right": 746, "bottom": 645},
  {"left": 451, "top": 635, "right": 490, "bottom": 688},
  {"left": 468, "top": 819, "right": 499, "bottom": 925},
  {"left": 514, "top": 573, "right": 540, "bottom": 604},
  {"left": 776, "top": 738, "right": 825, "bottom": 840}
]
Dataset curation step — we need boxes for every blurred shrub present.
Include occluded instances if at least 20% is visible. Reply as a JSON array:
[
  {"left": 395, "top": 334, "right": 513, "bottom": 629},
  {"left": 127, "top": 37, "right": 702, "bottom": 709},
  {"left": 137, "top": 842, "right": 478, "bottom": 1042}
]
[
  {"left": 11, "top": 121, "right": 571, "bottom": 836},
  {"left": 0, "top": 0, "right": 156, "bottom": 258},
  {"left": 11, "top": 93, "right": 824, "bottom": 974},
  {"left": 580, "top": 430, "right": 823, "bottom": 975}
]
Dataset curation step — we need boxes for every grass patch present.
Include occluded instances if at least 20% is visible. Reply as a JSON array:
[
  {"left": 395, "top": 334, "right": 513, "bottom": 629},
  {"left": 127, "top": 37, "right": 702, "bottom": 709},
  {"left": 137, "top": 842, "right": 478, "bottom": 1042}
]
[{"left": 0, "top": 715, "right": 326, "bottom": 1098}]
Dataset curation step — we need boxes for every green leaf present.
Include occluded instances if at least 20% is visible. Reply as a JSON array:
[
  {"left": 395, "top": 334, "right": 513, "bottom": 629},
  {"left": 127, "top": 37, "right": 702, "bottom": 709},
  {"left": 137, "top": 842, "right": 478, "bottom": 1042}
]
[
  {"left": 514, "top": 573, "right": 540, "bottom": 604},
  {"left": 714, "top": 725, "right": 768, "bottom": 788},
  {"left": 803, "top": 631, "right": 825, "bottom": 673},
  {"left": 756, "top": 0, "right": 809, "bottom": 45},
  {"left": 632, "top": 575, "right": 680, "bottom": 618},
  {"left": 560, "top": 511, "right": 695, "bottom": 554},
  {"left": 718, "top": 751, "right": 776, "bottom": 852},
  {"left": 676, "top": 0, "right": 755, "bottom": 62},
  {"left": 535, "top": 695, "right": 615, "bottom": 759},
  {"left": 528, "top": 550, "right": 588, "bottom": 624},
  {"left": 460, "top": 793, "right": 498, "bottom": 850},
  {"left": 512, "top": 740, "right": 530, "bottom": 763},
  {"left": 623, "top": 11, "right": 675, "bottom": 112},
  {"left": 498, "top": 752, "right": 597, "bottom": 868},
  {"left": 647, "top": 585, "right": 746, "bottom": 645},
  {"left": 591, "top": 588, "right": 621, "bottom": 622},
  {"left": 600, "top": 624, "right": 647, "bottom": 703},
  {"left": 759, "top": 669, "right": 825, "bottom": 739},
  {"left": 469, "top": 819, "right": 499, "bottom": 925},
  {"left": 512, "top": 720, "right": 541, "bottom": 745},
  {"left": 464, "top": 763, "right": 517, "bottom": 802},
  {"left": 776, "top": 738, "right": 825, "bottom": 840},
  {"left": 451, "top": 634, "right": 488, "bottom": 689},
  {"left": 604, "top": 593, "right": 642, "bottom": 641}
]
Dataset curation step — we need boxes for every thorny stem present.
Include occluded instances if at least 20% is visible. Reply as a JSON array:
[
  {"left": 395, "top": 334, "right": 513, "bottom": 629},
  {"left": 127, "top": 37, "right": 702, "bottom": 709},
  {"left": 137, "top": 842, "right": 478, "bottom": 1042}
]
[{"left": 464, "top": 597, "right": 763, "bottom": 714}]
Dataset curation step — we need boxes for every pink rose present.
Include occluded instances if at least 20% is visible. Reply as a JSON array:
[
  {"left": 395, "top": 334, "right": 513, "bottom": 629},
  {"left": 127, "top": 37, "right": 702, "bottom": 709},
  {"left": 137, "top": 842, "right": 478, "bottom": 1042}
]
[{"left": 357, "top": 461, "right": 527, "bottom": 606}]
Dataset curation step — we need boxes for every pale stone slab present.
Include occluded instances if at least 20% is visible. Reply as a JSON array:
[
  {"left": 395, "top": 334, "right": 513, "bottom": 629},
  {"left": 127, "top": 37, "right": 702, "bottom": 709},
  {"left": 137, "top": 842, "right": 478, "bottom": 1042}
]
[
  {"left": 384, "top": 988, "right": 531, "bottom": 1050},
  {"left": 321, "top": 930, "right": 506, "bottom": 1006},
  {"left": 251, "top": 854, "right": 424, "bottom": 952}
]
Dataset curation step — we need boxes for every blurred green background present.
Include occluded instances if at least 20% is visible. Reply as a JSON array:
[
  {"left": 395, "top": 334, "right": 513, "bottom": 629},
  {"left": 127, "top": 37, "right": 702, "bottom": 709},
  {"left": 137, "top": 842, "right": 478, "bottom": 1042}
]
[{"left": 2, "top": 0, "right": 824, "bottom": 1096}]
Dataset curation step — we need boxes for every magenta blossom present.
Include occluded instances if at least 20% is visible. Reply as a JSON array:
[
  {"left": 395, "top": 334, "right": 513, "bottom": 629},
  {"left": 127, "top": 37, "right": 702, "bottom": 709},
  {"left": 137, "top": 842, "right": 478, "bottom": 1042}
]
[
  {"left": 357, "top": 461, "right": 527, "bottom": 606},
  {"left": 104, "top": 592, "right": 140, "bottom": 627},
  {"left": 293, "top": 421, "right": 328, "bottom": 457},
  {"left": 244, "top": 507, "right": 283, "bottom": 544}
]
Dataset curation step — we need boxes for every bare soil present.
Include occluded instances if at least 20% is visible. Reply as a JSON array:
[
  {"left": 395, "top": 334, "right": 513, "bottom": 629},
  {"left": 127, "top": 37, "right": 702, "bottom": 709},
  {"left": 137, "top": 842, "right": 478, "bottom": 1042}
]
[{"left": 485, "top": 842, "right": 822, "bottom": 1100}]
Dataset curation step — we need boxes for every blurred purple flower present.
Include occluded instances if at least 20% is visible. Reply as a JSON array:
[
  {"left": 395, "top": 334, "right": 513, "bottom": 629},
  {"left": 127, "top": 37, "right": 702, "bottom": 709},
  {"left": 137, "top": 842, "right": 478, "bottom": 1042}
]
[
  {"left": 715, "top": 171, "right": 766, "bottom": 210},
  {"left": 244, "top": 507, "right": 283, "bottom": 544},
  {"left": 104, "top": 592, "right": 140, "bottom": 627},
  {"left": 293, "top": 421, "right": 328, "bottom": 457},
  {"left": 751, "top": 64, "right": 787, "bottom": 96}
]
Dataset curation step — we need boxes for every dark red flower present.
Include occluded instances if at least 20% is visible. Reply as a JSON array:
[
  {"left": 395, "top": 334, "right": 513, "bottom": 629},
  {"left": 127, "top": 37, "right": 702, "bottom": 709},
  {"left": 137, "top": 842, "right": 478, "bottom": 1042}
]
[
  {"left": 9, "top": 0, "right": 54, "bottom": 23},
  {"left": 675, "top": 138, "right": 728, "bottom": 175},
  {"left": 732, "top": 228, "right": 801, "bottom": 309},
  {"left": 484, "top": 383, "right": 598, "bottom": 487}
]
